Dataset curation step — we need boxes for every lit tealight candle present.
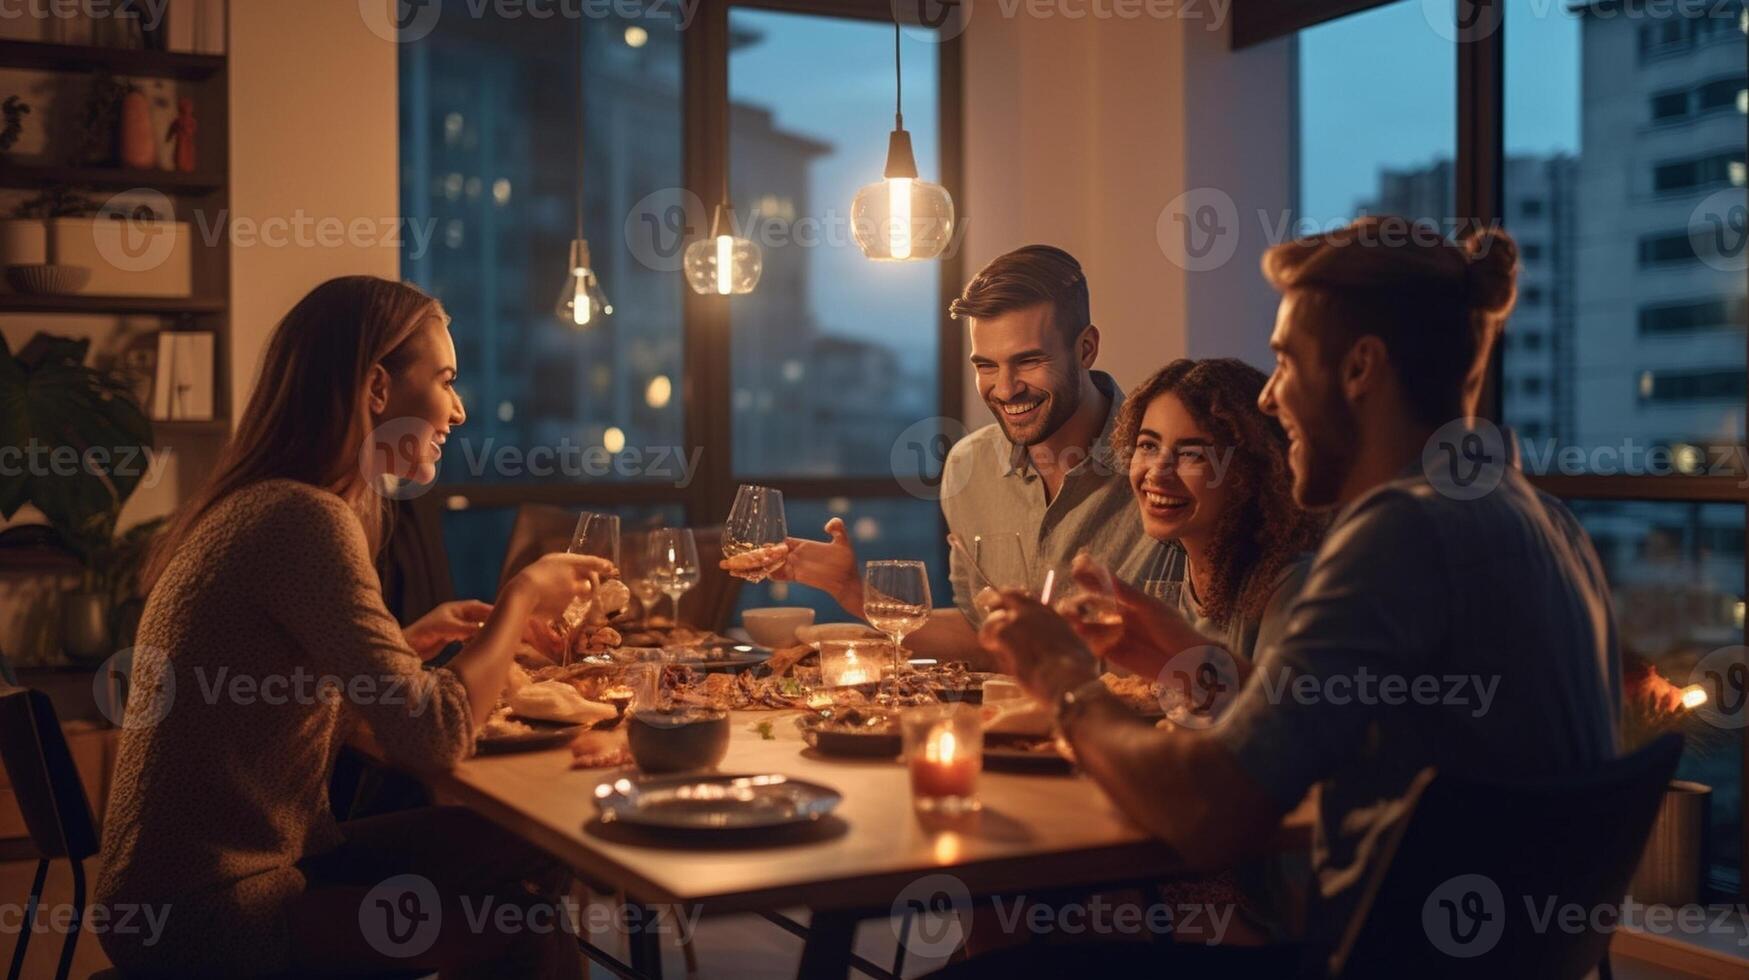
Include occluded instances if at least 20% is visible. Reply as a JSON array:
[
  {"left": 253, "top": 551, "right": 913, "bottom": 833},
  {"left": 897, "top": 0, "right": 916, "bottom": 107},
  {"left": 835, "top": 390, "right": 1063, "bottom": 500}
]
[{"left": 904, "top": 705, "right": 982, "bottom": 814}]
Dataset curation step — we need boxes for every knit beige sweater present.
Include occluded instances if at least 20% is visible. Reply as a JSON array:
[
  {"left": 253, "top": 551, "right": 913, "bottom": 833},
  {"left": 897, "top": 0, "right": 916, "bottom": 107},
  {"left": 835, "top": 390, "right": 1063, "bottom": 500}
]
[{"left": 95, "top": 479, "right": 475, "bottom": 976}]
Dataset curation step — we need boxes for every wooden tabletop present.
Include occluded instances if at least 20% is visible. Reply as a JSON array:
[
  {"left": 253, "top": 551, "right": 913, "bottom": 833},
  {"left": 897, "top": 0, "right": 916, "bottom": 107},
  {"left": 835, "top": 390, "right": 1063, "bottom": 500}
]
[{"left": 413, "top": 710, "right": 1314, "bottom": 916}]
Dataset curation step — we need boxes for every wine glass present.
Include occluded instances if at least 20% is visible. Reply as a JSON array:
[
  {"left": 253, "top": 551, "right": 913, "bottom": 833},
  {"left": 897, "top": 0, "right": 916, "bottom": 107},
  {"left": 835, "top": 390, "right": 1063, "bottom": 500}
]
[
  {"left": 1049, "top": 557, "right": 1121, "bottom": 672},
  {"left": 864, "top": 560, "right": 931, "bottom": 669},
  {"left": 647, "top": 528, "right": 701, "bottom": 627},
  {"left": 968, "top": 532, "right": 1026, "bottom": 622},
  {"left": 723, "top": 484, "right": 788, "bottom": 583},
  {"left": 622, "top": 534, "right": 666, "bottom": 623},
  {"left": 569, "top": 512, "right": 621, "bottom": 565}
]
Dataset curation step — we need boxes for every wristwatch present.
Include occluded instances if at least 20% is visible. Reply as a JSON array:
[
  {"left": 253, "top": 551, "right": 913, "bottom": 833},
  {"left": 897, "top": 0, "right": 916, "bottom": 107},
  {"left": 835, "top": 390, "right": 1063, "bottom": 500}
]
[{"left": 1054, "top": 677, "right": 1110, "bottom": 730}]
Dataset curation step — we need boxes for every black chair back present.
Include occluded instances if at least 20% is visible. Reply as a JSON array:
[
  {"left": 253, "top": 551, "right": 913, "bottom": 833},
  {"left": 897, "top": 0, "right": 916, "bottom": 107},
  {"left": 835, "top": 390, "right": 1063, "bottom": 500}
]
[
  {"left": 1330, "top": 734, "right": 1683, "bottom": 979},
  {"left": 0, "top": 687, "right": 99, "bottom": 862},
  {"left": 1, "top": 686, "right": 101, "bottom": 980}
]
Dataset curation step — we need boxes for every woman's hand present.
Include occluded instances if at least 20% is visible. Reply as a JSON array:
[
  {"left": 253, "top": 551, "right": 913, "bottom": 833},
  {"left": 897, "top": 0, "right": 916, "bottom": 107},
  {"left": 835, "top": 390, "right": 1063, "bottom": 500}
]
[
  {"left": 403, "top": 599, "right": 493, "bottom": 661},
  {"left": 503, "top": 553, "right": 618, "bottom": 621},
  {"left": 977, "top": 590, "right": 1100, "bottom": 703}
]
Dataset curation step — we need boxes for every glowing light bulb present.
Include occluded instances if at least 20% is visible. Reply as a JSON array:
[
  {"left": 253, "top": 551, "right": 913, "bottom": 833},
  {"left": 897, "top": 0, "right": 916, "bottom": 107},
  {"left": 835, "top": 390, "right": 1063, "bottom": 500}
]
[
  {"left": 716, "top": 234, "right": 733, "bottom": 294},
  {"left": 1680, "top": 684, "right": 1709, "bottom": 710},
  {"left": 684, "top": 204, "right": 762, "bottom": 295},
  {"left": 572, "top": 276, "right": 591, "bottom": 326},
  {"left": 554, "top": 239, "right": 611, "bottom": 329},
  {"left": 888, "top": 177, "right": 913, "bottom": 259}
]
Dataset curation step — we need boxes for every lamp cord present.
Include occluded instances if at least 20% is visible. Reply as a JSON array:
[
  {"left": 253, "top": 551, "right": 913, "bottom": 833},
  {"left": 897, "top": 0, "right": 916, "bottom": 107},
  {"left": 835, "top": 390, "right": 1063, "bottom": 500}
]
[
  {"left": 893, "top": 21, "right": 903, "bottom": 131},
  {"left": 575, "top": 23, "right": 585, "bottom": 241}
]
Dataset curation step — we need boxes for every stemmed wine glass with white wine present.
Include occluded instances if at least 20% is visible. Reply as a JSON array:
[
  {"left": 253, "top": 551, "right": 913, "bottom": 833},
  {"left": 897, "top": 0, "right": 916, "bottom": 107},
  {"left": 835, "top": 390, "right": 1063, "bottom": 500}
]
[
  {"left": 646, "top": 528, "right": 701, "bottom": 627},
  {"left": 863, "top": 560, "right": 931, "bottom": 671},
  {"left": 722, "top": 484, "right": 788, "bottom": 583},
  {"left": 559, "top": 513, "right": 621, "bottom": 659}
]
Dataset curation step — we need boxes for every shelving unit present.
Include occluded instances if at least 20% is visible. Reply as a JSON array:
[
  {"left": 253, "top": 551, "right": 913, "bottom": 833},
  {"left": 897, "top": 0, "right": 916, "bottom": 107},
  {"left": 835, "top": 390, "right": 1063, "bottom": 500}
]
[{"left": 0, "top": 36, "right": 231, "bottom": 438}]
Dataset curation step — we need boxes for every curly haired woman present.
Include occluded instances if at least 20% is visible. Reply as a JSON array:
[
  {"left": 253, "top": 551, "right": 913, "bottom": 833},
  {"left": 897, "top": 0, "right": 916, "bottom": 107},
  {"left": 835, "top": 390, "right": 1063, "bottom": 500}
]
[{"left": 1112, "top": 357, "right": 1325, "bottom": 667}]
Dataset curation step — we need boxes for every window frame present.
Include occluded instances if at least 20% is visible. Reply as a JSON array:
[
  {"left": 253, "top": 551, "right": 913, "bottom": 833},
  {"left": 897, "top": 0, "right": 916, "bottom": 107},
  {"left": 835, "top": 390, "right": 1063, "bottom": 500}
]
[
  {"left": 1239, "top": 0, "right": 1749, "bottom": 900},
  {"left": 422, "top": 0, "right": 966, "bottom": 552}
]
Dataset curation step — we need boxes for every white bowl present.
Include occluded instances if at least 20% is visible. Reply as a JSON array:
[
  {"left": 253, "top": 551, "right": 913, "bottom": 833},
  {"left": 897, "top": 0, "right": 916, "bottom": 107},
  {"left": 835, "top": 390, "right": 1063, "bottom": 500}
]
[
  {"left": 794, "top": 623, "right": 885, "bottom": 649},
  {"left": 741, "top": 607, "right": 816, "bottom": 648}
]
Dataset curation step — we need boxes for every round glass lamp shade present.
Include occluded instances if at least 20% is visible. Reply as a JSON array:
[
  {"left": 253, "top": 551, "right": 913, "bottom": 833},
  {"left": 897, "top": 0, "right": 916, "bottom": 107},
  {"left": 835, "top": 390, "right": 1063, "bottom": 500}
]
[
  {"left": 684, "top": 234, "right": 763, "bottom": 295},
  {"left": 851, "top": 177, "right": 955, "bottom": 261}
]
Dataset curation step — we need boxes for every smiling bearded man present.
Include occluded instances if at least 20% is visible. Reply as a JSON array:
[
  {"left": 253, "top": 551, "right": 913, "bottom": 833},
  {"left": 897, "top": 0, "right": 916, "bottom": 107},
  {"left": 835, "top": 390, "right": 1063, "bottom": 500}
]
[{"left": 754, "top": 245, "right": 1179, "bottom": 665}]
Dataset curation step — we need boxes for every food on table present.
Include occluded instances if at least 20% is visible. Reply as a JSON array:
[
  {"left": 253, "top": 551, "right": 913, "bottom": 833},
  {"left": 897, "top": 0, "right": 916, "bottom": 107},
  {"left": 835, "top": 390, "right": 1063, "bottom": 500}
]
[
  {"left": 480, "top": 705, "right": 535, "bottom": 739},
  {"left": 808, "top": 705, "right": 899, "bottom": 735},
  {"left": 618, "top": 625, "right": 730, "bottom": 649},
  {"left": 1099, "top": 673, "right": 1163, "bottom": 714},
  {"left": 566, "top": 624, "right": 623, "bottom": 660},
  {"left": 509, "top": 680, "right": 618, "bottom": 725},
  {"left": 569, "top": 728, "right": 633, "bottom": 769},
  {"left": 763, "top": 642, "right": 815, "bottom": 677}
]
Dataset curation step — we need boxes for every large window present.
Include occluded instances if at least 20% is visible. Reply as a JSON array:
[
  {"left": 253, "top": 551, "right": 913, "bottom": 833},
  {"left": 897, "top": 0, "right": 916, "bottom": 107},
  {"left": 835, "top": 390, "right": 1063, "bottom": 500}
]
[
  {"left": 399, "top": 2, "right": 961, "bottom": 622},
  {"left": 1285, "top": 0, "right": 1749, "bottom": 898}
]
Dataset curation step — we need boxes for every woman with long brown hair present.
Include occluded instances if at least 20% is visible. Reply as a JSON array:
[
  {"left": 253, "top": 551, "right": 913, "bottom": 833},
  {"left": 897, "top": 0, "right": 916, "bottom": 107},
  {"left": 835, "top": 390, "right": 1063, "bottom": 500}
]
[
  {"left": 1110, "top": 357, "right": 1324, "bottom": 665},
  {"left": 98, "top": 276, "right": 602, "bottom": 977}
]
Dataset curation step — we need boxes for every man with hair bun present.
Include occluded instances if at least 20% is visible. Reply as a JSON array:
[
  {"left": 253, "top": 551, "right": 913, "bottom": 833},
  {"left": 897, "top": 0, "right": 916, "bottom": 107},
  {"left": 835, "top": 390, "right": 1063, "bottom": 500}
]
[{"left": 963, "top": 217, "right": 1623, "bottom": 973}]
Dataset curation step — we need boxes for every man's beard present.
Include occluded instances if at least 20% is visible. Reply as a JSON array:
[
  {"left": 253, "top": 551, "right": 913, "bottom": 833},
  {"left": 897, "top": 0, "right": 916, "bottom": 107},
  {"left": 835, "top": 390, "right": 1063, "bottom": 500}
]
[
  {"left": 1291, "top": 387, "right": 1360, "bottom": 509},
  {"left": 990, "top": 383, "right": 1081, "bottom": 448}
]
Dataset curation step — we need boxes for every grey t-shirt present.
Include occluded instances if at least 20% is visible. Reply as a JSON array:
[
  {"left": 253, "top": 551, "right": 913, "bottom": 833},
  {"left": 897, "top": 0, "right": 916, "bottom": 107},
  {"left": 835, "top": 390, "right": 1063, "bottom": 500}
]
[
  {"left": 940, "top": 370, "right": 1180, "bottom": 621},
  {"left": 1181, "top": 556, "right": 1313, "bottom": 667},
  {"left": 1213, "top": 466, "right": 1622, "bottom": 949}
]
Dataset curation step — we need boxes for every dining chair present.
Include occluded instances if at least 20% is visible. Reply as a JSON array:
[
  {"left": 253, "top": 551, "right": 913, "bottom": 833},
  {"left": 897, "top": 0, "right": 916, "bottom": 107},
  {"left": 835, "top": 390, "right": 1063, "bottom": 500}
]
[
  {"left": 1327, "top": 733, "right": 1684, "bottom": 980},
  {"left": 0, "top": 687, "right": 101, "bottom": 980}
]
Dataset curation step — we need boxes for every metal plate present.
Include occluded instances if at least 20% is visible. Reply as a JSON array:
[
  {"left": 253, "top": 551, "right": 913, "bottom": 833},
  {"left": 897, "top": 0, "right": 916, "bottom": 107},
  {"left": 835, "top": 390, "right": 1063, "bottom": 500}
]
[
  {"left": 796, "top": 715, "right": 902, "bottom": 759},
  {"left": 593, "top": 772, "right": 843, "bottom": 831}
]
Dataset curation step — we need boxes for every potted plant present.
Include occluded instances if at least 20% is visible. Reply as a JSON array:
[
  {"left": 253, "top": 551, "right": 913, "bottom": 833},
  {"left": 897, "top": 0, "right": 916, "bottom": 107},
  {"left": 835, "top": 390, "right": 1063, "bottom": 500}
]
[{"left": 0, "top": 332, "right": 162, "bottom": 664}]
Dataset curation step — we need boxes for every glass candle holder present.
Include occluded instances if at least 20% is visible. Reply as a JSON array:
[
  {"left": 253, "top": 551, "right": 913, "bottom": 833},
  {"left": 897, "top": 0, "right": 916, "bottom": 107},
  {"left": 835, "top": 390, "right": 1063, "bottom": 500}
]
[
  {"left": 902, "top": 703, "right": 983, "bottom": 815},
  {"left": 819, "top": 639, "right": 884, "bottom": 688}
]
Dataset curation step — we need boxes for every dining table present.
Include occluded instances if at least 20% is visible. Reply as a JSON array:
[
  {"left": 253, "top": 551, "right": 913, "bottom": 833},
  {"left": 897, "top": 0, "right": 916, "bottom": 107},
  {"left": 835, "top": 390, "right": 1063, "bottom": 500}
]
[{"left": 382, "top": 706, "right": 1316, "bottom": 980}]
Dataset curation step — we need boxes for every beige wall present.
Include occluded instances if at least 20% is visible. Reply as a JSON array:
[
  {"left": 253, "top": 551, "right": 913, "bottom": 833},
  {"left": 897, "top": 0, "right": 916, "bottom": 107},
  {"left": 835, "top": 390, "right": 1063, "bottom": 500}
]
[
  {"left": 228, "top": 0, "right": 402, "bottom": 416},
  {"left": 958, "top": 11, "right": 1292, "bottom": 420}
]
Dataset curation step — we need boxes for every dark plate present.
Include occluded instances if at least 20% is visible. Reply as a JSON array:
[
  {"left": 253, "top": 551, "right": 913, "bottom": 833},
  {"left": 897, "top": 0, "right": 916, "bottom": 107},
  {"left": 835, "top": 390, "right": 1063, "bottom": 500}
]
[
  {"left": 796, "top": 715, "right": 902, "bottom": 759},
  {"left": 983, "top": 736, "right": 1075, "bottom": 775},
  {"left": 593, "top": 772, "right": 843, "bottom": 830},
  {"left": 474, "top": 718, "right": 583, "bottom": 755}
]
